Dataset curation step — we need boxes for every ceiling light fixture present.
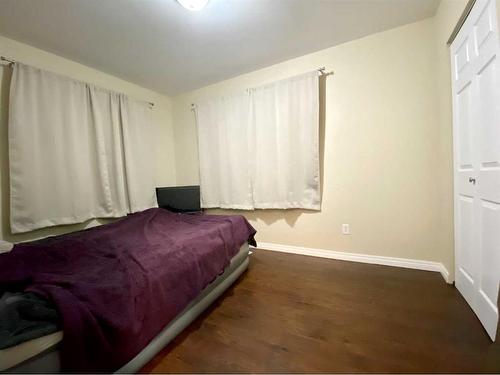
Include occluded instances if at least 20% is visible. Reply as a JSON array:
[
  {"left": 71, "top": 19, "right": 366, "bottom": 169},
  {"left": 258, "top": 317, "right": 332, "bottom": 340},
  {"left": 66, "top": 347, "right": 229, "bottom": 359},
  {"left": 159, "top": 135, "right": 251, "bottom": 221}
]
[{"left": 177, "top": 0, "right": 209, "bottom": 11}]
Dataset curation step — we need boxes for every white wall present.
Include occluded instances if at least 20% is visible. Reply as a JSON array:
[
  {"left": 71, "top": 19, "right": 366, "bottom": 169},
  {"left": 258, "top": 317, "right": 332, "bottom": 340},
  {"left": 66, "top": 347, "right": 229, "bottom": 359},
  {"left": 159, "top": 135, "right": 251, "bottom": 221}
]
[
  {"left": 0, "top": 35, "right": 176, "bottom": 243},
  {"left": 171, "top": 10, "right": 467, "bottom": 278}
]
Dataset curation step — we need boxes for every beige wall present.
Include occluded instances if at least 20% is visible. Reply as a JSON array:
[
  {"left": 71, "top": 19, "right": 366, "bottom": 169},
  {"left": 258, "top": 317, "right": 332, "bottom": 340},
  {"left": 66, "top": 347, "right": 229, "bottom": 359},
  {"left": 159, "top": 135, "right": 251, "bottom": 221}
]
[
  {"left": 172, "top": 10, "right": 467, "bottom": 277},
  {"left": 0, "top": 35, "right": 176, "bottom": 243}
]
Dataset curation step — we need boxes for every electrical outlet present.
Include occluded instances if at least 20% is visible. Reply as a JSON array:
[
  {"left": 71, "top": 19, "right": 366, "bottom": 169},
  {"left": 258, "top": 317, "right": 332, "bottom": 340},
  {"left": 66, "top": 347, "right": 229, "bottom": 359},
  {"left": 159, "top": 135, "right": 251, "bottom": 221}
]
[{"left": 342, "top": 224, "right": 350, "bottom": 235}]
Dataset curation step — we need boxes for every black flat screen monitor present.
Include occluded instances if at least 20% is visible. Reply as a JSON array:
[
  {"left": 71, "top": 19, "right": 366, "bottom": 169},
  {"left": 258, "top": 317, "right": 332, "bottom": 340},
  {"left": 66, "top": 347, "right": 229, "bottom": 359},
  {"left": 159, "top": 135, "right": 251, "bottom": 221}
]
[{"left": 156, "top": 186, "right": 201, "bottom": 213}]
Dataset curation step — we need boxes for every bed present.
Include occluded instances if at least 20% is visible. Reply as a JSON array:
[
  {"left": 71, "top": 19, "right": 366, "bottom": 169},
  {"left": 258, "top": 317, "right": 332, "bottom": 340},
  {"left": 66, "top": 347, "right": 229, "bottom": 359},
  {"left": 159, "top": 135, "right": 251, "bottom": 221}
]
[{"left": 0, "top": 208, "right": 256, "bottom": 372}]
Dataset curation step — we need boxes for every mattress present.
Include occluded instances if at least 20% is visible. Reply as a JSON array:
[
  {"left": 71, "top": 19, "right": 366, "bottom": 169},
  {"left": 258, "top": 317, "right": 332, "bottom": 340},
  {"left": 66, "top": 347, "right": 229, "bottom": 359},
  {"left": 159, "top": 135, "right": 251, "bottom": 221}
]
[
  {"left": 0, "top": 332, "right": 62, "bottom": 372},
  {"left": 3, "top": 242, "right": 250, "bottom": 373}
]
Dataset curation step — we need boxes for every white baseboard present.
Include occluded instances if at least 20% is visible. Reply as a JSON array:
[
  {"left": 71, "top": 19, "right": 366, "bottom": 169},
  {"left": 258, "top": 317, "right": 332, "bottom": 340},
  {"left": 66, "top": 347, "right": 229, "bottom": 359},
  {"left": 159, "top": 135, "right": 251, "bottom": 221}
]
[{"left": 253, "top": 242, "right": 452, "bottom": 284}]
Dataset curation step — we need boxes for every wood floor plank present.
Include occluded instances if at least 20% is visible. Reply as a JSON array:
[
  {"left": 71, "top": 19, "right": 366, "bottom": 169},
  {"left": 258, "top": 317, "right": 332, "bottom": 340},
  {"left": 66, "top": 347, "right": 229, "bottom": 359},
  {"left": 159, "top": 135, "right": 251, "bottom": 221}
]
[{"left": 140, "top": 249, "right": 499, "bottom": 373}]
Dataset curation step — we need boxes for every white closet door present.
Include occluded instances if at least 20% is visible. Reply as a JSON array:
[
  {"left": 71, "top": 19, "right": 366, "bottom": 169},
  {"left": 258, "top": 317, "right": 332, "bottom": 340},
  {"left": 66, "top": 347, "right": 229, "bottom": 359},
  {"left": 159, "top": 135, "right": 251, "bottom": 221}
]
[{"left": 451, "top": 0, "right": 500, "bottom": 341}]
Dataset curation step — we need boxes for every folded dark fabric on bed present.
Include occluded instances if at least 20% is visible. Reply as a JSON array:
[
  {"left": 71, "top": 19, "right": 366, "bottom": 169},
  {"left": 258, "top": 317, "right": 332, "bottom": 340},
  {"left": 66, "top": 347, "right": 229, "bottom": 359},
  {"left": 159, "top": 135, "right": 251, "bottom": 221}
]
[
  {"left": 0, "top": 292, "right": 59, "bottom": 349},
  {"left": 0, "top": 208, "right": 256, "bottom": 372}
]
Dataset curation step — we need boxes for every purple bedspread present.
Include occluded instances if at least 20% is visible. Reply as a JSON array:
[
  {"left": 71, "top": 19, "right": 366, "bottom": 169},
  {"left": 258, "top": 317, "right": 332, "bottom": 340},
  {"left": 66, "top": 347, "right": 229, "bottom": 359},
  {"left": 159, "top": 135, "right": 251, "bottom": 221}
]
[{"left": 0, "top": 208, "right": 256, "bottom": 372}]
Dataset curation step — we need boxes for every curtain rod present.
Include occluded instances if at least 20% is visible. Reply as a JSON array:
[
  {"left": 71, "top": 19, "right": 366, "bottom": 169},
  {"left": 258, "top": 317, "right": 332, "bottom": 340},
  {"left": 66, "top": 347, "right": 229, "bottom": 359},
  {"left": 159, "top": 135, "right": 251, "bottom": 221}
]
[
  {"left": 1, "top": 56, "right": 15, "bottom": 66},
  {"left": 0, "top": 56, "right": 155, "bottom": 108},
  {"left": 318, "top": 67, "right": 334, "bottom": 76},
  {"left": 191, "top": 66, "right": 333, "bottom": 110}
]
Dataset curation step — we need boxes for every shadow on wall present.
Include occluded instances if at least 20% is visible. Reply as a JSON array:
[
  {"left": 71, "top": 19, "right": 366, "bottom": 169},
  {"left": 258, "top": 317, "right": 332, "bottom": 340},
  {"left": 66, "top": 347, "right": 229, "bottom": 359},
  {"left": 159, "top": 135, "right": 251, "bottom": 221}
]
[{"left": 208, "top": 74, "right": 328, "bottom": 229}]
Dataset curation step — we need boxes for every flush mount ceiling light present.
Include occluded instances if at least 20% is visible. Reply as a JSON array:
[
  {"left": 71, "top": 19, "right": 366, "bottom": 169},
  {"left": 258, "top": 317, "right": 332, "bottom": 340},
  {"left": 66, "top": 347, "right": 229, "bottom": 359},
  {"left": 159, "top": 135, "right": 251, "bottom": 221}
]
[{"left": 177, "top": 0, "right": 209, "bottom": 11}]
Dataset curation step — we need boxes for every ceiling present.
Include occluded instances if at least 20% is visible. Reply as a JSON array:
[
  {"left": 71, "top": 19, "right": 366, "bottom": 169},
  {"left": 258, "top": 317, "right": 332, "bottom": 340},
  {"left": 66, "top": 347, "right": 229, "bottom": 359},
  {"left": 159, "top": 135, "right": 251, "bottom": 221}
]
[{"left": 0, "top": 0, "right": 440, "bottom": 96}]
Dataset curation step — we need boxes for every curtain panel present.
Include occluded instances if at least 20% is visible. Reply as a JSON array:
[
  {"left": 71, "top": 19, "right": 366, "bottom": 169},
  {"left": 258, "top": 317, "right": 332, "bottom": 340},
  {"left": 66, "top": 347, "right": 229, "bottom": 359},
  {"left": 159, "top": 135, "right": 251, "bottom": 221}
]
[
  {"left": 8, "top": 63, "right": 157, "bottom": 233},
  {"left": 195, "top": 71, "right": 320, "bottom": 210},
  {"left": 196, "top": 93, "right": 253, "bottom": 209}
]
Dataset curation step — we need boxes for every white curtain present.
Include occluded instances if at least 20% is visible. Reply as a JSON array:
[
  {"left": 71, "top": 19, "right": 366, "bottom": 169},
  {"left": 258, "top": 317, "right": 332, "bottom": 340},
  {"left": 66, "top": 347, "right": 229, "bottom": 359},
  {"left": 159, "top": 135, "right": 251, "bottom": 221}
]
[
  {"left": 120, "top": 96, "right": 157, "bottom": 212},
  {"left": 9, "top": 63, "right": 156, "bottom": 234},
  {"left": 251, "top": 71, "right": 320, "bottom": 209},
  {"left": 196, "top": 93, "right": 253, "bottom": 209},
  {"left": 195, "top": 71, "right": 320, "bottom": 210}
]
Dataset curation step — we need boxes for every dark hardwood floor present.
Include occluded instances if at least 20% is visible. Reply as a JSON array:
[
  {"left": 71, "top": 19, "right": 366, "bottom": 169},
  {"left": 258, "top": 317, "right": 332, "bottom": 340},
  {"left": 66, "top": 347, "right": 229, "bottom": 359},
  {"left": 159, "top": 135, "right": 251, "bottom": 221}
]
[{"left": 140, "top": 249, "right": 500, "bottom": 373}]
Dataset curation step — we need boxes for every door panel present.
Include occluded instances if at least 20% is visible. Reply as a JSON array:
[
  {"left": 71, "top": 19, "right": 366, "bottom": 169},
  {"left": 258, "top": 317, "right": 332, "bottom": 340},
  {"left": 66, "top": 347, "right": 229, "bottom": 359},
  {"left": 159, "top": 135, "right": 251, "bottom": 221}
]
[
  {"left": 480, "top": 202, "right": 500, "bottom": 300},
  {"left": 475, "top": 0, "right": 494, "bottom": 49},
  {"left": 455, "top": 36, "right": 474, "bottom": 94},
  {"left": 451, "top": 0, "right": 500, "bottom": 341},
  {"left": 457, "top": 83, "right": 474, "bottom": 170},
  {"left": 455, "top": 37, "right": 472, "bottom": 75},
  {"left": 457, "top": 195, "right": 476, "bottom": 306},
  {"left": 478, "top": 200, "right": 500, "bottom": 336},
  {"left": 476, "top": 56, "right": 499, "bottom": 164}
]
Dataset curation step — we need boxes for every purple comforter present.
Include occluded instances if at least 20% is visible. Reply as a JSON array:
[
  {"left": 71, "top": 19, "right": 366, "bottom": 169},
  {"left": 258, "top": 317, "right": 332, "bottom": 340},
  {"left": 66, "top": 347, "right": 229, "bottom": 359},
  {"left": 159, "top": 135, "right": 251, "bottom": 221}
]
[{"left": 0, "top": 208, "right": 256, "bottom": 372}]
